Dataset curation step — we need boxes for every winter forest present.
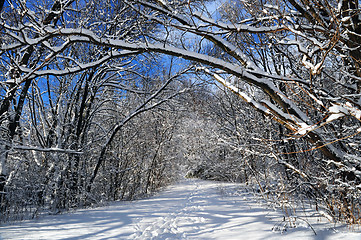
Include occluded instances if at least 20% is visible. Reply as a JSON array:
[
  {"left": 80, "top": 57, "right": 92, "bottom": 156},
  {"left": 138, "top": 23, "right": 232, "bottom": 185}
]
[{"left": 1, "top": 0, "right": 361, "bottom": 226}]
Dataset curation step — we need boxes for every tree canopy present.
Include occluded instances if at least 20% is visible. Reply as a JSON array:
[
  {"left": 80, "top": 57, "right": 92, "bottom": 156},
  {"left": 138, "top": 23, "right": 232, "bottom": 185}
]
[{"left": 1, "top": 0, "right": 361, "bottom": 224}]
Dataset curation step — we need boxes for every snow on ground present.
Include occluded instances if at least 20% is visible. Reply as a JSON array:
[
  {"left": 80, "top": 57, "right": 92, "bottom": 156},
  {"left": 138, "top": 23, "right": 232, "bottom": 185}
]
[{"left": 0, "top": 179, "right": 360, "bottom": 240}]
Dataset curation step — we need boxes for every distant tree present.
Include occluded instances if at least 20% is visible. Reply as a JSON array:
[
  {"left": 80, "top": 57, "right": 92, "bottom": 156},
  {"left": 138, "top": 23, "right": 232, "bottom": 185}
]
[
  {"left": 121, "top": 0, "right": 361, "bottom": 222},
  {"left": 0, "top": 0, "right": 190, "bottom": 221},
  {"left": 2, "top": 0, "right": 361, "bottom": 223}
]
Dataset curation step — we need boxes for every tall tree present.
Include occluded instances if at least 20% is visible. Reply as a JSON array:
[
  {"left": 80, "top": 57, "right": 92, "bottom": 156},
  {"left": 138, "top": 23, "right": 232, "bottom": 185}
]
[
  {"left": 0, "top": 0, "right": 189, "bottom": 219},
  {"left": 2, "top": 0, "right": 361, "bottom": 223}
]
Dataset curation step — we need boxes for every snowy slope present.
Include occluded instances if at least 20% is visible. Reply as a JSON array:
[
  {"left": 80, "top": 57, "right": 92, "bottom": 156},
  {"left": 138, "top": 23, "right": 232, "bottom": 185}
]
[{"left": 0, "top": 179, "right": 360, "bottom": 240}]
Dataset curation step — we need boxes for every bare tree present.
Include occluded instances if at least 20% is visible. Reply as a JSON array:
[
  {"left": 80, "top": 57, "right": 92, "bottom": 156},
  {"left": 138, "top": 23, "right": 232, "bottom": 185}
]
[
  {"left": 0, "top": 0, "right": 190, "bottom": 220},
  {"left": 118, "top": 0, "right": 361, "bottom": 222},
  {"left": 2, "top": 0, "right": 361, "bottom": 223}
]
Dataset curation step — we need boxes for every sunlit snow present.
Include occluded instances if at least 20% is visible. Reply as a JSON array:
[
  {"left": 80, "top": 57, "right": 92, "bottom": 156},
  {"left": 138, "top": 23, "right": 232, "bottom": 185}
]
[{"left": 0, "top": 179, "right": 360, "bottom": 240}]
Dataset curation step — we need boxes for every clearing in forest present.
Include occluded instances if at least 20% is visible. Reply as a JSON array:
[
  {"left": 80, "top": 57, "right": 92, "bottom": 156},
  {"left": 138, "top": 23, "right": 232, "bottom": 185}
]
[{"left": 0, "top": 179, "right": 360, "bottom": 240}]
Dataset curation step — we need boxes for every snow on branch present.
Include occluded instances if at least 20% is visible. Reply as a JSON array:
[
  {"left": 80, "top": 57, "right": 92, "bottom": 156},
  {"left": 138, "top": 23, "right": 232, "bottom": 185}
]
[
  {"left": 20, "top": 50, "right": 141, "bottom": 78},
  {"left": 5, "top": 144, "right": 83, "bottom": 154},
  {"left": 199, "top": 67, "right": 302, "bottom": 131},
  {"left": 193, "top": 11, "right": 287, "bottom": 34}
]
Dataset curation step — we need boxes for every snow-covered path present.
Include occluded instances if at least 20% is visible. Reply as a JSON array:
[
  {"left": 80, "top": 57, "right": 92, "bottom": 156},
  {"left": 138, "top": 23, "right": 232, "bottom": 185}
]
[{"left": 0, "top": 179, "right": 360, "bottom": 240}]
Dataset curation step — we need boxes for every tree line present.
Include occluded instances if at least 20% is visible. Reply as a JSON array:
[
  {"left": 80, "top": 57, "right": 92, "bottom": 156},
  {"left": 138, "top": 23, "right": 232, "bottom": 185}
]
[{"left": 1, "top": 0, "right": 361, "bottom": 224}]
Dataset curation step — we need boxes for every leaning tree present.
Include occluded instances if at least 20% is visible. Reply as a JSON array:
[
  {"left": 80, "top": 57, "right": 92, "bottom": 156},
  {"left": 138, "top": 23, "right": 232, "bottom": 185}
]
[{"left": 2, "top": 0, "right": 361, "bottom": 223}]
